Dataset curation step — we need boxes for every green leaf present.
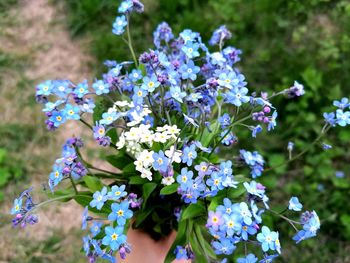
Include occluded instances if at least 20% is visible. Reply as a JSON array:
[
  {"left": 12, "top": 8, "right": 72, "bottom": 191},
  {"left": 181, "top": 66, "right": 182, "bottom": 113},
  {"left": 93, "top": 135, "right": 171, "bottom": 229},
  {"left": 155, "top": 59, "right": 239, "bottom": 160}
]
[
  {"left": 194, "top": 224, "right": 217, "bottom": 259},
  {"left": 142, "top": 182, "right": 157, "bottom": 207},
  {"left": 83, "top": 176, "right": 104, "bottom": 192},
  {"left": 0, "top": 168, "right": 10, "bottom": 186},
  {"left": 182, "top": 203, "right": 206, "bottom": 220},
  {"left": 134, "top": 208, "right": 154, "bottom": 227},
  {"left": 301, "top": 67, "right": 323, "bottom": 91},
  {"left": 129, "top": 176, "right": 148, "bottom": 185},
  {"left": 189, "top": 230, "right": 207, "bottom": 263},
  {"left": 160, "top": 183, "right": 179, "bottom": 195},
  {"left": 106, "top": 152, "right": 133, "bottom": 170}
]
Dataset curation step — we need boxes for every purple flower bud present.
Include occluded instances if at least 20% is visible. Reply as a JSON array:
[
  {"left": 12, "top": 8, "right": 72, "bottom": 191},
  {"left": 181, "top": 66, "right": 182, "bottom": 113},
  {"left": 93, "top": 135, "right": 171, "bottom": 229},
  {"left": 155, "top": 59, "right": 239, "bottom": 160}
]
[{"left": 263, "top": 106, "right": 271, "bottom": 113}]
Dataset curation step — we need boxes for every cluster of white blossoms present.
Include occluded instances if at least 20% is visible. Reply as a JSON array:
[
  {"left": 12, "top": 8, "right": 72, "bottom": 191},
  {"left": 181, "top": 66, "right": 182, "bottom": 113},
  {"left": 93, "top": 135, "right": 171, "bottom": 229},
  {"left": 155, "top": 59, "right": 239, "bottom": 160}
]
[{"left": 117, "top": 123, "right": 182, "bottom": 182}]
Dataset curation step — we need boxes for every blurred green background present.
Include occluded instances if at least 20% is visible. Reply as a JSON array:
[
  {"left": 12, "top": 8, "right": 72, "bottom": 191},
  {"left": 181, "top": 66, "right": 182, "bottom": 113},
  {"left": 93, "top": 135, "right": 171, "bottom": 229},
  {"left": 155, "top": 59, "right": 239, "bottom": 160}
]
[{"left": 1, "top": 0, "right": 349, "bottom": 262}]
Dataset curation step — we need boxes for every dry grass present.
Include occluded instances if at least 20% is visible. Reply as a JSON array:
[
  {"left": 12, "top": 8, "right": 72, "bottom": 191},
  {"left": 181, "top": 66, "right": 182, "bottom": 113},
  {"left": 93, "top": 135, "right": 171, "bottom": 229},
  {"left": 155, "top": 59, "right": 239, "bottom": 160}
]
[{"left": 0, "top": 0, "right": 96, "bottom": 262}]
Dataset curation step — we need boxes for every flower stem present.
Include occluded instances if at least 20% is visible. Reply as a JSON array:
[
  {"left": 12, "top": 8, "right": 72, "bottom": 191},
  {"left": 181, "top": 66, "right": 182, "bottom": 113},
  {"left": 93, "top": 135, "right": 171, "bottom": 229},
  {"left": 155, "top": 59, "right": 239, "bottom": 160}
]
[{"left": 126, "top": 15, "right": 138, "bottom": 67}]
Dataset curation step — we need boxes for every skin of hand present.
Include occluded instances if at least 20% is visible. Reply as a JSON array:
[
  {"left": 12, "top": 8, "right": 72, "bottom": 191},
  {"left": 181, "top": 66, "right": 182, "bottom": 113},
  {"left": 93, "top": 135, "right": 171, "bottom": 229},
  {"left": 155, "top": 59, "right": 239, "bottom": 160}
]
[{"left": 117, "top": 227, "right": 191, "bottom": 263}]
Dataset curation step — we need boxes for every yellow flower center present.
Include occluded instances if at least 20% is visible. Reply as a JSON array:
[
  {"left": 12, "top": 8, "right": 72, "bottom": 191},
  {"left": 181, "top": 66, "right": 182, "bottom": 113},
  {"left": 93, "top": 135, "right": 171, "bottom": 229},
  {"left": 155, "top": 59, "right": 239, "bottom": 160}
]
[
  {"left": 117, "top": 210, "right": 124, "bottom": 216},
  {"left": 111, "top": 233, "right": 118, "bottom": 240}
]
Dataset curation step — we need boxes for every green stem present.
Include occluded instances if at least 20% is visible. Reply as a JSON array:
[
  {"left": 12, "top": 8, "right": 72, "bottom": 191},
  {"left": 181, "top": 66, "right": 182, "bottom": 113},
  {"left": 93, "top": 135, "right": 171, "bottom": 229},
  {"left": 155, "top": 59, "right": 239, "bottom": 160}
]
[
  {"left": 265, "top": 124, "right": 330, "bottom": 172},
  {"left": 126, "top": 15, "right": 138, "bottom": 67},
  {"left": 69, "top": 175, "right": 78, "bottom": 194}
]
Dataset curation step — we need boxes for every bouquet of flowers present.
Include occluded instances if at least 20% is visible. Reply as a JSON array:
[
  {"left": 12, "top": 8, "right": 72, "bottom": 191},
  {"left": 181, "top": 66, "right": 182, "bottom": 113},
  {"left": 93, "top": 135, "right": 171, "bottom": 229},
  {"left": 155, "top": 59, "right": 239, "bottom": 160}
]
[{"left": 10, "top": 1, "right": 350, "bottom": 262}]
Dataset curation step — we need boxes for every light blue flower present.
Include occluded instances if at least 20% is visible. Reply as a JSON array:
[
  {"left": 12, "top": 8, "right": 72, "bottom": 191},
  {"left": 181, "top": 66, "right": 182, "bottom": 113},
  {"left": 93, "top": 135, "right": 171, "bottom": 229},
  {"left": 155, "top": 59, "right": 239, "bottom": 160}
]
[
  {"left": 102, "top": 226, "right": 127, "bottom": 250},
  {"left": 108, "top": 201, "right": 133, "bottom": 225},
  {"left": 89, "top": 187, "right": 108, "bottom": 210},
  {"left": 108, "top": 185, "right": 127, "bottom": 201},
  {"left": 288, "top": 197, "right": 303, "bottom": 211},
  {"left": 10, "top": 198, "right": 22, "bottom": 215}
]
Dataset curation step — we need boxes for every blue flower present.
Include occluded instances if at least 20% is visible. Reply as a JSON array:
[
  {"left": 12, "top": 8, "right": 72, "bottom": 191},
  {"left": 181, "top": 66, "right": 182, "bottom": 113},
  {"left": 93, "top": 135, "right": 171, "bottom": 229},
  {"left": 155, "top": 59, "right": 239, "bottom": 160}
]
[
  {"left": 335, "top": 171, "right": 345, "bottom": 178},
  {"left": 132, "top": 86, "right": 148, "bottom": 104},
  {"left": 82, "top": 235, "right": 90, "bottom": 256},
  {"left": 153, "top": 22, "right": 174, "bottom": 48},
  {"left": 187, "top": 92, "right": 203, "bottom": 103},
  {"left": 219, "top": 113, "right": 231, "bottom": 128},
  {"left": 141, "top": 75, "right": 160, "bottom": 92},
  {"left": 206, "top": 172, "right": 224, "bottom": 191},
  {"left": 217, "top": 198, "right": 234, "bottom": 215},
  {"left": 82, "top": 206, "right": 89, "bottom": 230},
  {"left": 36, "top": 80, "right": 53, "bottom": 96},
  {"left": 209, "top": 25, "right": 232, "bottom": 46},
  {"left": 323, "top": 112, "right": 336, "bottom": 126},
  {"left": 92, "top": 80, "right": 110, "bottom": 95},
  {"left": 288, "top": 197, "right": 303, "bottom": 211},
  {"left": 181, "top": 144, "right": 197, "bottom": 166},
  {"left": 174, "top": 246, "right": 189, "bottom": 260},
  {"left": 257, "top": 226, "right": 279, "bottom": 252},
  {"left": 112, "top": 15, "right": 127, "bottom": 35},
  {"left": 292, "top": 229, "right": 315, "bottom": 244},
  {"left": 170, "top": 86, "right": 186, "bottom": 103},
  {"left": 218, "top": 71, "right": 240, "bottom": 89},
  {"left": 237, "top": 253, "right": 258, "bottom": 263},
  {"left": 322, "top": 143, "right": 332, "bottom": 150},
  {"left": 100, "top": 111, "right": 119, "bottom": 125},
  {"left": 224, "top": 87, "right": 250, "bottom": 106},
  {"left": 90, "top": 187, "right": 108, "bottom": 210},
  {"left": 221, "top": 213, "right": 242, "bottom": 237},
  {"left": 10, "top": 198, "right": 22, "bottom": 215},
  {"left": 49, "top": 164, "right": 63, "bottom": 187},
  {"left": 221, "top": 130, "right": 237, "bottom": 146},
  {"left": 335, "top": 109, "right": 350, "bottom": 126},
  {"left": 239, "top": 202, "right": 253, "bottom": 225},
  {"left": 90, "top": 222, "right": 103, "bottom": 237},
  {"left": 212, "top": 237, "right": 236, "bottom": 255},
  {"left": 180, "top": 29, "right": 198, "bottom": 43},
  {"left": 333, "top": 97, "right": 350, "bottom": 109},
  {"left": 64, "top": 104, "right": 80, "bottom": 120},
  {"left": 118, "top": 0, "right": 133, "bottom": 13},
  {"left": 180, "top": 60, "right": 200, "bottom": 81},
  {"left": 176, "top": 167, "right": 194, "bottom": 190},
  {"left": 108, "top": 201, "right": 133, "bottom": 225},
  {"left": 129, "top": 69, "right": 142, "bottom": 82},
  {"left": 102, "top": 226, "right": 127, "bottom": 251},
  {"left": 152, "top": 150, "right": 169, "bottom": 172},
  {"left": 241, "top": 223, "right": 257, "bottom": 241},
  {"left": 181, "top": 42, "right": 200, "bottom": 58},
  {"left": 50, "top": 110, "right": 66, "bottom": 127},
  {"left": 52, "top": 80, "right": 71, "bottom": 98},
  {"left": 195, "top": 162, "right": 211, "bottom": 176},
  {"left": 252, "top": 125, "right": 263, "bottom": 138},
  {"left": 107, "top": 185, "right": 127, "bottom": 201},
  {"left": 74, "top": 80, "right": 89, "bottom": 98},
  {"left": 267, "top": 111, "right": 278, "bottom": 131}
]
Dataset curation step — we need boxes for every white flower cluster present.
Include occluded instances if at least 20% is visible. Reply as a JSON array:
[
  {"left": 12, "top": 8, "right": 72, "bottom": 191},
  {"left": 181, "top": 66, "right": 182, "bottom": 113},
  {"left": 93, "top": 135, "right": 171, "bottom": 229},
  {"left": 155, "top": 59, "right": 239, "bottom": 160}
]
[{"left": 116, "top": 124, "right": 182, "bottom": 182}]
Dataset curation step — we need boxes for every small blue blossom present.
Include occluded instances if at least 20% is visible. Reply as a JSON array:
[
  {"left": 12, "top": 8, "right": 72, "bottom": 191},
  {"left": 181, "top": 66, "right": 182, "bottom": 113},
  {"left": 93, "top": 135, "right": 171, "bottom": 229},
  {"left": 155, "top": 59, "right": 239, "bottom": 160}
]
[
  {"left": 212, "top": 238, "right": 236, "bottom": 255},
  {"left": 335, "top": 109, "right": 350, "bottom": 126},
  {"left": 181, "top": 43, "right": 200, "bottom": 58},
  {"left": 108, "top": 201, "right": 133, "bottom": 225},
  {"left": 118, "top": 0, "right": 133, "bottom": 13},
  {"left": 64, "top": 104, "right": 80, "bottom": 120},
  {"left": 153, "top": 22, "right": 174, "bottom": 48},
  {"left": 333, "top": 97, "right": 350, "bottom": 109},
  {"left": 129, "top": 69, "right": 142, "bottom": 82},
  {"left": 176, "top": 167, "right": 194, "bottom": 190},
  {"left": 181, "top": 144, "right": 197, "bottom": 166},
  {"left": 221, "top": 130, "right": 237, "bottom": 146},
  {"left": 323, "top": 112, "right": 336, "bottom": 126},
  {"left": 224, "top": 87, "right": 250, "bottom": 107},
  {"left": 90, "top": 222, "right": 103, "bottom": 237},
  {"left": 237, "top": 253, "right": 258, "bottom": 263},
  {"left": 219, "top": 113, "right": 231, "bottom": 128},
  {"left": 108, "top": 185, "right": 127, "bottom": 201},
  {"left": 102, "top": 226, "right": 127, "bottom": 251},
  {"left": 174, "top": 246, "right": 189, "bottom": 260},
  {"left": 10, "top": 198, "right": 22, "bottom": 215},
  {"left": 92, "top": 80, "right": 110, "bottom": 95},
  {"left": 257, "top": 226, "right": 279, "bottom": 252},
  {"left": 112, "top": 15, "right": 127, "bottom": 35},
  {"left": 322, "top": 143, "right": 332, "bottom": 150},
  {"left": 218, "top": 71, "right": 240, "bottom": 89},
  {"left": 180, "top": 60, "right": 200, "bottom": 81},
  {"left": 170, "top": 86, "right": 186, "bottom": 103},
  {"left": 36, "top": 80, "right": 53, "bottom": 96},
  {"left": 49, "top": 164, "right": 63, "bottom": 187},
  {"left": 89, "top": 187, "right": 108, "bottom": 210},
  {"left": 335, "top": 171, "right": 345, "bottom": 178},
  {"left": 288, "top": 197, "right": 303, "bottom": 212},
  {"left": 195, "top": 162, "right": 211, "bottom": 176},
  {"left": 152, "top": 150, "right": 169, "bottom": 172},
  {"left": 141, "top": 75, "right": 160, "bottom": 92},
  {"left": 74, "top": 80, "right": 89, "bottom": 98},
  {"left": 50, "top": 110, "right": 66, "bottom": 127}
]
